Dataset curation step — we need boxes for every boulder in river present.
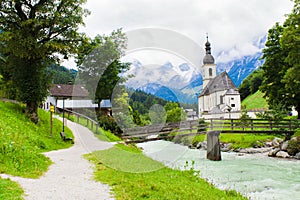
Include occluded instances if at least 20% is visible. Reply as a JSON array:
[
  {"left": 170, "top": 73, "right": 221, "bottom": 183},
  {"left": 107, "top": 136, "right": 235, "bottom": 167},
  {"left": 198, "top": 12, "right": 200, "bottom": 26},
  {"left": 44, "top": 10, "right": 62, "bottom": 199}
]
[{"left": 276, "top": 151, "right": 290, "bottom": 158}]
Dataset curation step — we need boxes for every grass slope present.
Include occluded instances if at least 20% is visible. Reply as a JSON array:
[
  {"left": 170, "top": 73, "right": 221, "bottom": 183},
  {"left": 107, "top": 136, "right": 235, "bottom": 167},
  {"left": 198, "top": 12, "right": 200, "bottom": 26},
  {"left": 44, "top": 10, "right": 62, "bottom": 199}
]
[
  {"left": 242, "top": 90, "right": 268, "bottom": 110},
  {"left": 86, "top": 144, "right": 246, "bottom": 200},
  {"left": 0, "top": 101, "right": 74, "bottom": 198}
]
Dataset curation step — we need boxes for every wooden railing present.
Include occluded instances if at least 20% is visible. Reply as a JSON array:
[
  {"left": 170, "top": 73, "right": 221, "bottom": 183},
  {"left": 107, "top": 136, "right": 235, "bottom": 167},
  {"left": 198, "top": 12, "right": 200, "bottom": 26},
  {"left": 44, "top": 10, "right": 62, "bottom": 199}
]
[
  {"left": 64, "top": 109, "right": 100, "bottom": 134},
  {"left": 122, "top": 118, "right": 300, "bottom": 143}
]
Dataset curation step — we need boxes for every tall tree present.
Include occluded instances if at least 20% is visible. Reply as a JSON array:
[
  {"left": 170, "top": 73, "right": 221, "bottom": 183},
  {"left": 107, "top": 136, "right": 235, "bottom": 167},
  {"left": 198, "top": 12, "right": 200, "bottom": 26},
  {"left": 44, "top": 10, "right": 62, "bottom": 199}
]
[
  {"left": 260, "top": 0, "right": 300, "bottom": 118},
  {"left": 77, "top": 30, "right": 130, "bottom": 111},
  {"left": 0, "top": 0, "right": 89, "bottom": 123}
]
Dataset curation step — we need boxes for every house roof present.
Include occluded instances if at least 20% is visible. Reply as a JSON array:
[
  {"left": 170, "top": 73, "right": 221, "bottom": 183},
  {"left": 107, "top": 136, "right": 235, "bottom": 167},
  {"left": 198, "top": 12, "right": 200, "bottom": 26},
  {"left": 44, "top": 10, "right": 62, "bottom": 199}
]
[
  {"left": 50, "top": 84, "right": 89, "bottom": 98},
  {"left": 199, "top": 72, "right": 239, "bottom": 97}
]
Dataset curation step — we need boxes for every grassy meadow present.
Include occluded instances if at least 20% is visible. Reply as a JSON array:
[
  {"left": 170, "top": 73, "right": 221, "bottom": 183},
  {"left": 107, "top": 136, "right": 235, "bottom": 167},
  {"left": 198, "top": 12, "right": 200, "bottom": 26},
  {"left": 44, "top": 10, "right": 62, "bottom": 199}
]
[
  {"left": 86, "top": 144, "right": 247, "bottom": 200},
  {"left": 242, "top": 90, "right": 268, "bottom": 110}
]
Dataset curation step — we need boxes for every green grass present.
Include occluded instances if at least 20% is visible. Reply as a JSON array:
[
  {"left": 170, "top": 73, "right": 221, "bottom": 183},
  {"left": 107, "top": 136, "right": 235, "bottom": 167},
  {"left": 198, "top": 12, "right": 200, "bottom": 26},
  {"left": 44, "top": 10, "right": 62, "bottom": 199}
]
[
  {"left": 176, "top": 133, "right": 283, "bottom": 150},
  {"left": 65, "top": 113, "right": 121, "bottom": 142},
  {"left": 0, "top": 177, "right": 23, "bottom": 200},
  {"left": 242, "top": 90, "right": 268, "bottom": 110},
  {"left": 86, "top": 144, "right": 246, "bottom": 200},
  {"left": 0, "top": 101, "right": 74, "bottom": 198}
]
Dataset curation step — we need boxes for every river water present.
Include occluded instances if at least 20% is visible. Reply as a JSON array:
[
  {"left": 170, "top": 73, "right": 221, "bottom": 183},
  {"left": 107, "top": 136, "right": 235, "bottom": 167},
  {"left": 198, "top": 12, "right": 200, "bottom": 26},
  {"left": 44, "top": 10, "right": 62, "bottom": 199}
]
[{"left": 137, "top": 140, "right": 300, "bottom": 200}]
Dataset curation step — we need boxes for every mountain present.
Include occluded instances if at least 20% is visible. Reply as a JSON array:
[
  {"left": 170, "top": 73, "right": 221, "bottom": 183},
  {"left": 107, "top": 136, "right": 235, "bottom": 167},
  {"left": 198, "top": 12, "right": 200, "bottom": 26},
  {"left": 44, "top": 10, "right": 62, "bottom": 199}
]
[
  {"left": 217, "top": 52, "right": 263, "bottom": 87},
  {"left": 125, "top": 36, "right": 266, "bottom": 104}
]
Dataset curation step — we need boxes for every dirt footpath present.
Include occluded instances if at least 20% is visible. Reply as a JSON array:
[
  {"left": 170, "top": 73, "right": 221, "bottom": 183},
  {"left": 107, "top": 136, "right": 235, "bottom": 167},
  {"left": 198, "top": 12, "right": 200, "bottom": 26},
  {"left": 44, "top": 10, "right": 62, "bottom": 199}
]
[{"left": 1, "top": 120, "right": 115, "bottom": 200}]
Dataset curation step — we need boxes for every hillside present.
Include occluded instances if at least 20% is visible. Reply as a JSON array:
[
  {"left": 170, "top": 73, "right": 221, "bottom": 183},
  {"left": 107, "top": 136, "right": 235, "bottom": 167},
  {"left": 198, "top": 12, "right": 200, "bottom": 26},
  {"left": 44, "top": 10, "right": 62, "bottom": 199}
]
[
  {"left": 0, "top": 100, "right": 74, "bottom": 198},
  {"left": 0, "top": 101, "right": 73, "bottom": 178},
  {"left": 242, "top": 90, "right": 268, "bottom": 110}
]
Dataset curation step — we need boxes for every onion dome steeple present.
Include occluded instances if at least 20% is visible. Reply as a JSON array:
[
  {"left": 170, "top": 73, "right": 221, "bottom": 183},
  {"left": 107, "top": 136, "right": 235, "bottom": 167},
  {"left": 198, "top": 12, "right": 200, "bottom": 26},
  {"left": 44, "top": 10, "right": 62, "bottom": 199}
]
[{"left": 203, "top": 35, "right": 215, "bottom": 65}]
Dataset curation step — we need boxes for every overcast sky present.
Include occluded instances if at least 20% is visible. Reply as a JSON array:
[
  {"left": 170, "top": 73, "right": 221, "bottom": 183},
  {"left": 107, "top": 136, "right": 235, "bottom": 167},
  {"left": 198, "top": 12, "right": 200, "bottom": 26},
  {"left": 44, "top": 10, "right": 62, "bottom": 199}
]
[{"left": 63, "top": 0, "right": 294, "bottom": 69}]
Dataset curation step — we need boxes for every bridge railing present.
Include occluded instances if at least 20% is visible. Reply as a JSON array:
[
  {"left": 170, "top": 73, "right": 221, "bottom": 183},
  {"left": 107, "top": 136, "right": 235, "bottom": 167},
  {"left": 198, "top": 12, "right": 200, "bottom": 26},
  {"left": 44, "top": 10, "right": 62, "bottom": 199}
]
[{"left": 122, "top": 118, "right": 300, "bottom": 143}]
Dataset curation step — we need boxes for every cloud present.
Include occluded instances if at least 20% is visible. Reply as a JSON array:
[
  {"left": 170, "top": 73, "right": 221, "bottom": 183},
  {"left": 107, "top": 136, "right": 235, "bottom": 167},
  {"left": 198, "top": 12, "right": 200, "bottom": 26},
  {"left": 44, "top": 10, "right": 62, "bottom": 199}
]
[{"left": 63, "top": 0, "right": 293, "bottom": 69}]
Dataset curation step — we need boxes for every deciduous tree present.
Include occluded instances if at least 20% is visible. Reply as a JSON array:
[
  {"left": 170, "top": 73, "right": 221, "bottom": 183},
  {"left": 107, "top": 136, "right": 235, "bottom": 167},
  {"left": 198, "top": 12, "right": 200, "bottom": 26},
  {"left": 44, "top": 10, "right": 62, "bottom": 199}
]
[
  {"left": 261, "top": 0, "right": 300, "bottom": 118},
  {"left": 0, "top": 0, "right": 89, "bottom": 122}
]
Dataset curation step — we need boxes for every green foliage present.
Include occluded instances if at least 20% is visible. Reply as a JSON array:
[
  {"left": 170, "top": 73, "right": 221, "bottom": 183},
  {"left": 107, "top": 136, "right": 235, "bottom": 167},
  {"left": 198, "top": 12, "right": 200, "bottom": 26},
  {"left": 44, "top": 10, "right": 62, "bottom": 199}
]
[
  {"left": 47, "top": 65, "right": 77, "bottom": 84},
  {"left": 0, "top": 1, "right": 89, "bottom": 122},
  {"left": 77, "top": 30, "right": 130, "bottom": 107},
  {"left": 198, "top": 118, "right": 208, "bottom": 132},
  {"left": 255, "top": 103, "right": 288, "bottom": 121},
  {"left": 164, "top": 102, "right": 187, "bottom": 123},
  {"left": 86, "top": 145, "right": 246, "bottom": 200},
  {"left": 287, "top": 136, "right": 300, "bottom": 156},
  {"left": 260, "top": 1, "right": 300, "bottom": 118},
  {"left": 98, "top": 115, "right": 123, "bottom": 137},
  {"left": 128, "top": 89, "right": 168, "bottom": 115},
  {"left": 239, "top": 70, "right": 263, "bottom": 100},
  {"left": 0, "top": 101, "right": 73, "bottom": 178}
]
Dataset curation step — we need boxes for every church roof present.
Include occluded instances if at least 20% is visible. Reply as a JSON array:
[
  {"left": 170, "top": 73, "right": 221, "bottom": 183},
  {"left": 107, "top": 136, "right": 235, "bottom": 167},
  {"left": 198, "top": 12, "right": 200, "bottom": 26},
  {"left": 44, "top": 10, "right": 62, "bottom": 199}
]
[{"left": 199, "top": 72, "right": 239, "bottom": 97}]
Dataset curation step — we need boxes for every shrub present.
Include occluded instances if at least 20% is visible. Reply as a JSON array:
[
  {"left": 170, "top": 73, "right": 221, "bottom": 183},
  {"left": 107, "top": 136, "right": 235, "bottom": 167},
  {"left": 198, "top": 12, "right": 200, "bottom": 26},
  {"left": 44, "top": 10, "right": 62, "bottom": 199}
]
[
  {"left": 98, "top": 115, "right": 123, "bottom": 137},
  {"left": 287, "top": 136, "right": 300, "bottom": 156}
]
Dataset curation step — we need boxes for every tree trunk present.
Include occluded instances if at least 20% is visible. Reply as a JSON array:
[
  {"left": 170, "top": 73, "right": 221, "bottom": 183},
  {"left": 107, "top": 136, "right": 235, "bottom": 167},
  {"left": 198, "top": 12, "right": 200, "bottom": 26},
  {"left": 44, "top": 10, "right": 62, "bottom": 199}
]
[{"left": 26, "top": 101, "right": 39, "bottom": 124}]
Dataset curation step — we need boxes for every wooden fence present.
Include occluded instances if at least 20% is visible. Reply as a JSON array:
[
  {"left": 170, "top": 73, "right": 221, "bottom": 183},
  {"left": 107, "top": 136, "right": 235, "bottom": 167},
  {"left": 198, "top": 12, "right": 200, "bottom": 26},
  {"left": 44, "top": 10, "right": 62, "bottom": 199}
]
[
  {"left": 64, "top": 109, "right": 100, "bottom": 134},
  {"left": 122, "top": 118, "right": 300, "bottom": 143}
]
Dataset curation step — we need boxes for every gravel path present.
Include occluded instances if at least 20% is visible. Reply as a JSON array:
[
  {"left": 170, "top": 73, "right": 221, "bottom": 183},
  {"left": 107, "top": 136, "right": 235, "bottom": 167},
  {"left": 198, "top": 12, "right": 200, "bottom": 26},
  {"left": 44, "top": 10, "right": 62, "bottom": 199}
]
[{"left": 1, "top": 120, "right": 115, "bottom": 200}]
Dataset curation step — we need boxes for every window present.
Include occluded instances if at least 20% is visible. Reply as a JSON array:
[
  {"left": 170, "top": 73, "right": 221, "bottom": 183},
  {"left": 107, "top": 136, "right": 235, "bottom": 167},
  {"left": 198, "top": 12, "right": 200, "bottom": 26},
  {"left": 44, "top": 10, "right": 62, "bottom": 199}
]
[
  {"left": 231, "top": 97, "right": 234, "bottom": 100},
  {"left": 231, "top": 104, "right": 235, "bottom": 108},
  {"left": 220, "top": 96, "right": 224, "bottom": 104},
  {"left": 209, "top": 68, "right": 213, "bottom": 76}
]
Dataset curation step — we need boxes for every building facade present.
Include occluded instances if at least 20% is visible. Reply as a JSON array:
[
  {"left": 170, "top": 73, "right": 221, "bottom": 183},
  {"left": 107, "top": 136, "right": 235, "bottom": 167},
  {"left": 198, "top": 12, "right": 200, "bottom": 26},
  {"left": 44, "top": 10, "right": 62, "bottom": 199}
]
[{"left": 198, "top": 38, "right": 241, "bottom": 119}]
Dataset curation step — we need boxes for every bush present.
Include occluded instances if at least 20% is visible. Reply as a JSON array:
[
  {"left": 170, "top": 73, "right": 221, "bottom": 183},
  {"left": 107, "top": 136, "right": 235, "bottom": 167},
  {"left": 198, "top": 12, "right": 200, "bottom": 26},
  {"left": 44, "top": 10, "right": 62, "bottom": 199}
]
[
  {"left": 287, "top": 136, "right": 300, "bottom": 156},
  {"left": 98, "top": 115, "right": 123, "bottom": 137},
  {"left": 197, "top": 118, "right": 207, "bottom": 132}
]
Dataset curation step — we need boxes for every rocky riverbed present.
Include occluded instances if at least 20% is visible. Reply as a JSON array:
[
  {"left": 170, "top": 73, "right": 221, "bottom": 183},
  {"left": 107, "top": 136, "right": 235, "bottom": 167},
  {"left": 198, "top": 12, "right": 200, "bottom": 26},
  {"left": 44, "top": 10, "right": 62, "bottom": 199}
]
[{"left": 187, "top": 136, "right": 300, "bottom": 160}]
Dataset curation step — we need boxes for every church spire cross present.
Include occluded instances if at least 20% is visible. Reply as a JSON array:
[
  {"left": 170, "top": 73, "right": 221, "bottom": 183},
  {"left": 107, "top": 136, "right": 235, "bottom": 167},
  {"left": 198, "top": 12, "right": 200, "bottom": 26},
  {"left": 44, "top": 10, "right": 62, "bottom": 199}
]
[{"left": 205, "top": 33, "right": 211, "bottom": 54}]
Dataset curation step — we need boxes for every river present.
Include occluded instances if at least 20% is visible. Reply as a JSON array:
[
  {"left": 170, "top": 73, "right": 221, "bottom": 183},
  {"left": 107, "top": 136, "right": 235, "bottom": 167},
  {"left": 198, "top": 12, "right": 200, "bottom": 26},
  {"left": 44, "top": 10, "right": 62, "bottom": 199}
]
[{"left": 137, "top": 140, "right": 300, "bottom": 200}]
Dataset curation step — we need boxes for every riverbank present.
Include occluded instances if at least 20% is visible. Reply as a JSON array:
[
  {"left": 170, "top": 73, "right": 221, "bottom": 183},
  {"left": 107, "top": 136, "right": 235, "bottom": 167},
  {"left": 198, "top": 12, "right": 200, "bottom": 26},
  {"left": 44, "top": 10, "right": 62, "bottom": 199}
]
[{"left": 172, "top": 131, "right": 300, "bottom": 160}]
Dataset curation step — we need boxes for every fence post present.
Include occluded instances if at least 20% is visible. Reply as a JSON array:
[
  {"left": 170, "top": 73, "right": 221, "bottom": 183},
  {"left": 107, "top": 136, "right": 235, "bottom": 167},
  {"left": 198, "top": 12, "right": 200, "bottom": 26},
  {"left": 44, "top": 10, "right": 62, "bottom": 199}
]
[
  {"left": 210, "top": 119, "right": 213, "bottom": 130},
  {"left": 270, "top": 120, "right": 273, "bottom": 130},
  {"left": 207, "top": 131, "right": 221, "bottom": 161},
  {"left": 231, "top": 119, "right": 234, "bottom": 131},
  {"left": 96, "top": 124, "right": 99, "bottom": 134},
  {"left": 77, "top": 114, "right": 79, "bottom": 123},
  {"left": 251, "top": 119, "right": 254, "bottom": 131}
]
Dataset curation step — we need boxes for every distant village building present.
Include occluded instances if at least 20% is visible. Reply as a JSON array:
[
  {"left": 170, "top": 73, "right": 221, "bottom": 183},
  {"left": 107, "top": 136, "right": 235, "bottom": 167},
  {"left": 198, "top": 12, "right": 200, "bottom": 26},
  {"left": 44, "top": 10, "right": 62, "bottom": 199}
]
[
  {"left": 43, "top": 84, "right": 111, "bottom": 115},
  {"left": 198, "top": 37, "right": 241, "bottom": 119}
]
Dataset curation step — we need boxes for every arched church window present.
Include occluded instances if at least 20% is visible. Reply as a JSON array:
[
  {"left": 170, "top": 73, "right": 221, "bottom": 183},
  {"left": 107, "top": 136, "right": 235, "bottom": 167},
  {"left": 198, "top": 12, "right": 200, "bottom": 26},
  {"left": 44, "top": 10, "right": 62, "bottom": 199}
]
[{"left": 209, "top": 68, "right": 212, "bottom": 76}]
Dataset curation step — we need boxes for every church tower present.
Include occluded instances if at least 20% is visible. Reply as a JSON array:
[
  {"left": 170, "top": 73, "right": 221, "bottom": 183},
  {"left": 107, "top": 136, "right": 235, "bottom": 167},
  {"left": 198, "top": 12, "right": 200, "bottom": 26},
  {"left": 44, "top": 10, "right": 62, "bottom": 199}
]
[{"left": 202, "top": 36, "right": 216, "bottom": 88}]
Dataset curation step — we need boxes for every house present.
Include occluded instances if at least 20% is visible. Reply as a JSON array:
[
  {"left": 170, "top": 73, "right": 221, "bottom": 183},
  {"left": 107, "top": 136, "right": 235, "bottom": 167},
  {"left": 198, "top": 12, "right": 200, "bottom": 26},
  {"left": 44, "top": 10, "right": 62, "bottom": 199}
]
[
  {"left": 43, "top": 84, "right": 111, "bottom": 115},
  {"left": 198, "top": 37, "right": 241, "bottom": 119}
]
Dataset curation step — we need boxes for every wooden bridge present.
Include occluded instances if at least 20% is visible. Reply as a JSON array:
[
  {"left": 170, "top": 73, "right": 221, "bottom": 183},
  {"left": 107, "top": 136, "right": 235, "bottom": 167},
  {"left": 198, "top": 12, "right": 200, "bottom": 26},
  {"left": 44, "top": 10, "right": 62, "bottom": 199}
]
[{"left": 122, "top": 118, "right": 300, "bottom": 144}]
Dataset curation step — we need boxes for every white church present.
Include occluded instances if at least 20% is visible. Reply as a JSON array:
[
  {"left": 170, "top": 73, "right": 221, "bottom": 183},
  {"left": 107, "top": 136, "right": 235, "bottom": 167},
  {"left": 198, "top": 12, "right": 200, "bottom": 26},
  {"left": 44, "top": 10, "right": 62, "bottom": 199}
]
[{"left": 198, "top": 37, "right": 241, "bottom": 119}]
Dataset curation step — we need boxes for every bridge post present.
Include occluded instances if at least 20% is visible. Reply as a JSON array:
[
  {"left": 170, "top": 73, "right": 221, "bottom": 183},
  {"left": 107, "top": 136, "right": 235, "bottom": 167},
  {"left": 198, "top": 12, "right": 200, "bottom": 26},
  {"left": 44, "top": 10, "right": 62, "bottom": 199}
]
[{"left": 207, "top": 131, "right": 221, "bottom": 161}]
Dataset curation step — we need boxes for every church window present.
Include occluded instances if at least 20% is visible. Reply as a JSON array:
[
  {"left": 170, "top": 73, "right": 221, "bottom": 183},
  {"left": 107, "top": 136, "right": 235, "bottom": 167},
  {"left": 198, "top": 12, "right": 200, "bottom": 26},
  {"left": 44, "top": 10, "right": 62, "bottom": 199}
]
[
  {"left": 231, "top": 104, "right": 235, "bottom": 108},
  {"left": 231, "top": 97, "right": 234, "bottom": 100},
  {"left": 220, "top": 96, "right": 224, "bottom": 104},
  {"left": 209, "top": 68, "right": 212, "bottom": 76}
]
